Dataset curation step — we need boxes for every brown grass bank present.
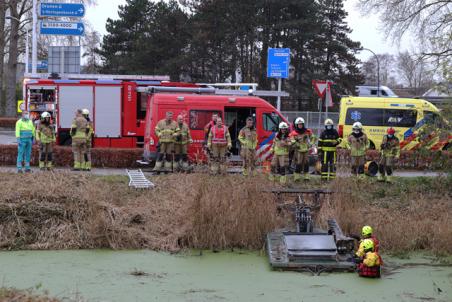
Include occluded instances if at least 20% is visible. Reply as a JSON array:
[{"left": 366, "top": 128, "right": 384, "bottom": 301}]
[
  {"left": 0, "top": 288, "right": 60, "bottom": 302},
  {"left": 0, "top": 172, "right": 450, "bottom": 254}
]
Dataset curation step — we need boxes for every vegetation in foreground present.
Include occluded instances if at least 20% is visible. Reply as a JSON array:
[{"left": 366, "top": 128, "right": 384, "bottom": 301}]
[
  {"left": 0, "top": 172, "right": 450, "bottom": 255},
  {"left": 0, "top": 288, "right": 60, "bottom": 302}
]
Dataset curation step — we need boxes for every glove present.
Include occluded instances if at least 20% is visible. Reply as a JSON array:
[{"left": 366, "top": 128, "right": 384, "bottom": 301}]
[{"left": 227, "top": 144, "right": 232, "bottom": 150}]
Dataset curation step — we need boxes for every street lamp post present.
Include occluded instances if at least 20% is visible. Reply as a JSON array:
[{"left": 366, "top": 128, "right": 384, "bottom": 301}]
[
  {"left": 32, "top": 0, "right": 38, "bottom": 76},
  {"left": 361, "top": 48, "right": 380, "bottom": 97}
]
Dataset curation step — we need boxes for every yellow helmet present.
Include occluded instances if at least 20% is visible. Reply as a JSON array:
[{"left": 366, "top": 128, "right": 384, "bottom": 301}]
[
  {"left": 362, "top": 239, "right": 374, "bottom": 251},
  {"left": 362, "top": 225, "right": 373, "bottom": 237}
]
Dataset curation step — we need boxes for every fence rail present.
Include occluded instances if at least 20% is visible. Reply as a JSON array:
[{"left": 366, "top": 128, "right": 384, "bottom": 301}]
[{"left": 281, "top": 111, "right": 340, "bottom": 134}]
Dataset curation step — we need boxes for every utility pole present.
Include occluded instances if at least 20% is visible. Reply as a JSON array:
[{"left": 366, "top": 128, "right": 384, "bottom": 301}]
[{"left": 32, "top": 0, "right": 37, "bottom": 75}]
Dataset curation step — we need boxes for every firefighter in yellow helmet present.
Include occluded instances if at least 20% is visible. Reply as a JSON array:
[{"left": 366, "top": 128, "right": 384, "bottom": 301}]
[
  {"left": 238, "top": 117, "right": 258, "bottom": 176},
  {"left": 356, "top": 239, "right": 382, "bottom": 278},
  {"left": 378, "top": 127, "right": 400, "bottom": 182},
  {"left": 82, "top": 109, "right": 94, "bottom": 171},
  {"left": 154, "top": 111, "right": 177, "bottom": 172},
  {"left": 173, "top": 114, "right": 192, "bottom": 172},
  {"left": 318, "top": 119, "right": 341, "bottom": 180},
  {"left": 347, "top": 122, "right": 369, "bottom": 178},
  {"left": 356, "top": 225, "right": 380, "bottom": 258},
  {"left": 207, "top": 117, "right": 232, "bottom": 175},
  {"left": 270, "top": 122, "right": 290, "bottom": 184},
  {"left": 36, "top": 112, "right": 55, "bottom": 170},
  {"left": 70, "top": 109, "right": 88, "bottom": 171}
]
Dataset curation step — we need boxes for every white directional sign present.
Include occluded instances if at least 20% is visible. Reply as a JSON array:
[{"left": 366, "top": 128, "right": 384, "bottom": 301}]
[{"left": 40, "top": 21, "right": 85, "bottom": 36}]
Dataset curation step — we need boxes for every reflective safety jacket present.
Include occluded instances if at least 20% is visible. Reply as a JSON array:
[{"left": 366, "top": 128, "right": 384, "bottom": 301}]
[
  {"left": 356, "top": 236, "right": 380, "bottom": 257},
  {"left": 289, "top": 128, "right": 313, "bottom": 153},
  {"left": 363, "top": 251, "right": 382, "bottom": 267},
  {"left": 15, "top": 118, "right": 35, "bottom": 139},
  {"left": 381, "top": 135, "right": 400, "bottom": 158},
  {"left": 155, "top": 119, "right": 177, "bottom": 143},
  {"left": 173, "top": 122, "right": 192, "bottom": 145},
  {"left": 208, "top": 125, "right": 231, "bottom": 147},
  {"left": 358, "top": 252, "right": 382, "bottom": 278},
  {"left": 271, "top": 133, "right": 290, "bottom": 156},
  {"left": 238, "top": 127, "right": 257, "bottom": 150},
  {"left": 318, "top": 128, "right": 341, "bottom": 152},
  {"left": 71, "top": 116, "right": 88, "bottom": 141},
  {"left": 37, "top": 123, "right": 56, "bottom": 144},
  {"left": 347, "top": 132, "right": 369, "bottom": 157}
]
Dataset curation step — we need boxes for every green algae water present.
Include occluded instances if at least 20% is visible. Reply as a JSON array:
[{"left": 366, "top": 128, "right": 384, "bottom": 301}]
[{"left": 0, "top": 250, "right": 450, "bottom": 302}]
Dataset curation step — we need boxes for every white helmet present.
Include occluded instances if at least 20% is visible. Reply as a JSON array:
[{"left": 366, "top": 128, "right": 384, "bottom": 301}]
[
  {"left": 41, "top": 111, "right": 51, "bottom": 118},
  {"left": 279, "top": 122, "right": 289, "bottom": 129},
  {"left": 82, "top": 108, "right": 90, "bottom": 115},
  {"left": 324, "top": 119, "right": 334, "bottom": 126},
  {"left": 352, "top": 122, "right": 363, "bottom": 130},
  {"left": 295, "top": 117, "right": 305, "bottom": 124}
]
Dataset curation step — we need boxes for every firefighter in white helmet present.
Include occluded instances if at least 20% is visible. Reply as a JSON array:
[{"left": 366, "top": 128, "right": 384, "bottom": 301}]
[
  {"left": 36, "top": 111, "right": 55, "bottom": 170},
  {"left": 318, "top": 119, "right": 341, "bottom": 180},
  {"left": 270, "top": 122, "right": 291, "bottom": 184},
  {"left": 289, "top": 117, "right": 313, "bottom": 181},
  {"left": 347, "top": 121, "right": 369, "bottom": 177},
  {"left": 82, "top": 109, "right": 94, "bottom": 171}
]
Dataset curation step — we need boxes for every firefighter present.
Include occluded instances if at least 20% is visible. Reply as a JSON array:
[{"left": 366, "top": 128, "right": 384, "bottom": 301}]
[
  {"left": 347, "top": 122, "right": 369, "bottom": 177},
  {"left": 238, "top": 117, "right": 258, "bottom": 176},
  {"left": 154, "top": 111, "right": 177, "bottom": 172},
  {"left": 204, "top": 113, "right": 218, "bottom": 145},
  {"left": 356, "top": 225, "right": 380, "bottom": 258},
  {"left": 207, "top": 117, "right": 231, "bottom": 175},
  {"left": 15, "top": 110, "right": 35, "bottom": 173},
  {"left": 70, "top": 109, "right": 88, "bottom": 171},
  {"left": 173, "top": 115, "right": 192, "bottom": 172},
  {"left": 289, "top": 117, "right": 313, "bottom": 181},
  {"left": 82, "top": 109, "right": 94, "bottom": 171},
  {"left": 318, "top": 119, "right": 341, "bottom": 180},
  {"left": 378, "top": 127, "right": 400, "bottom": 183},
  {"left": 270, "top": 122, "right": 290, "bottom": 184},
  {"left": 356, "top": 239, "right": 382, "bottom": 278},
  {"left": 36, "top": 112, "right": 55, "bottom": 170}
]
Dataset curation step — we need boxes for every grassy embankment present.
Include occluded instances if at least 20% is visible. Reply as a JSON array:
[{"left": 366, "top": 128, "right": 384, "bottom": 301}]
[{"left": 0, "top": 172, "right": 450, "bottom": 255}]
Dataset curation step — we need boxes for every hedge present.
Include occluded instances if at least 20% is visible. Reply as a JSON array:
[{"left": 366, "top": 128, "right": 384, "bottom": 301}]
[{"left": 0, "top": 117, "right": 18, "bottom": 129}]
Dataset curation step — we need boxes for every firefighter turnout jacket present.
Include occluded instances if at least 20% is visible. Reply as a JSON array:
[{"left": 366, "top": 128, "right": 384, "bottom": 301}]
[
  {"left": 318, "top": 129, "right": 341, "bottom": 152},
  {"left": 238, "top": 127, "right": 257, "bottom": 150},
  {"left": 347, "top": 132, "right": 369, "bottom": 156},
  {"left": 290, "top": 128, "right": 313, "bottom": 152},
  {"left": 173, "top": 122, "right": 192, "bottom": 145},
  {"left": 381, "top": 135, "right": 400, "bottom": 158},
  {"left": 155, "top": 119, "right": 177, "bottom": 143}
]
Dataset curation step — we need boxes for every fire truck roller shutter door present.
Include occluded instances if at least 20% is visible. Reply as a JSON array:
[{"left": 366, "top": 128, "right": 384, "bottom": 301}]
[
  {"left": 59, "top": 86, "right": 94, "bottom": 129},
  {"left": 94, "top": 86, "right": 122, "bottom": 137}
]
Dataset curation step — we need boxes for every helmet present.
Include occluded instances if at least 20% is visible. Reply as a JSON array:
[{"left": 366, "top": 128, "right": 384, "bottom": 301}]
[
  {"left": 295, "top": 117, "right": 305, "bottom": 125},
  {"left": 279, "top": 122, "right": 289, "bottom": 129},
  {"left": 362, "top": 225, "right": 373, "bottom": 237},
  {"left": 362, "top": 239, "right": 374, "bottom": 251},
  {"left": 41, "top": 112, "right": 51, "bottom": 119},
  {"left": 82, "top": 108, "right": 90, "bottom": 116},
  {"left": 352, "top": 122, "right": 363, "bottom": 130},
  {"left": 324, "top": 119, "right": 334, "bottom": 126},
  {"left": 387, "top": 127, "right": 395, "bottom": 135}
]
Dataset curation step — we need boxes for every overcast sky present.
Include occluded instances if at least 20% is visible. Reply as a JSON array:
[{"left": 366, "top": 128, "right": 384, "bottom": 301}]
[{"left": 85, "top": 0, "right": 410, "bottom": 61}]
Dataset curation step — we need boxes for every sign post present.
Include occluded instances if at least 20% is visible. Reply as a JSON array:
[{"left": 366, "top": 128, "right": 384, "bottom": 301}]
[
  {"left": 312, "top": 80, "right": 334, "bottom": 135},
  {"left": 40, "top": 21, "right": 85, "bottom": 36},
  {"left": 267, "top": 48, "right": 290, "bottom": 111}
]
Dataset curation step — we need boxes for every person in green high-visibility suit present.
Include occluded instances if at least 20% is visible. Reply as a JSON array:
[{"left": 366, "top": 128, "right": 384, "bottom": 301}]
[{"left": 16, "top": 110, "right": 35, "bottom": 173}]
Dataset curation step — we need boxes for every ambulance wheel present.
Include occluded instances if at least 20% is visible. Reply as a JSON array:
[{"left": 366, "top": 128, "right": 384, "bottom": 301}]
[{"left": 368, "top": 141, "right": 376, "bottom": 150}]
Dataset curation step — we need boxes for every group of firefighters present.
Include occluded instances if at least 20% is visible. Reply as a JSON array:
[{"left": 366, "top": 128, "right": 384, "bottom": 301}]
[
  {"left": 15, "top": 109, "right": 93, "bottom": 172},
  {"left": 151, "top": 112, "right": 401, "bottom": 183}
]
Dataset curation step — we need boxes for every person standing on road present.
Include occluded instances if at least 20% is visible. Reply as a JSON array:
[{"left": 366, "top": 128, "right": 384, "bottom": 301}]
[
  {"left": 318, "top": 119, "right": 341, "bottom": 180},
  {"left": 82, "top": 109, "right": 94, "bottom": 171},
  {"left": 238, "top": 117, "right": 258, "bottom": 176},
  {"left": 356, "top": 239, "right": 382, "bottom": 278},
  {"left": 173, "top": 115, "right": 192, "bottom": 172},
  {"left": 36, "top": 112, "right": 55, "bottom": 170},
  {"left": 347, "top": 122, "right": 369, "bottom": 178},
  {"left": 15, "top": 110, "right": 35, "bottom": 173},
  {"left": 290, "top": 117, "right": 313, "bottom": 181},
  {"left": 270, "top": 122, "right": 291, "bottom": 185},
  {"left": 207, "top": 117, "right": 231, "bottom": 175},
  {"left": 70, "top": 109, "right": 88, "bottom": 171},
  {"left": 378, "top": 127, "right": 400, "bottom": 183},
  {"left": 154, "top": 111, "right": 177, "bottom": 172}
]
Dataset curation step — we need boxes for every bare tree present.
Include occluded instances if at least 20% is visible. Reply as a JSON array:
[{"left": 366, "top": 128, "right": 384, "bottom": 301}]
[
  {"left": 361, "top": 53, "right": 398, "bottom": 87},
  {"left": 82, "top": 28, "right": 101, "bottom": 73},
  {"left": 396, "top": 51, "right": 434, "bottom": 95}
]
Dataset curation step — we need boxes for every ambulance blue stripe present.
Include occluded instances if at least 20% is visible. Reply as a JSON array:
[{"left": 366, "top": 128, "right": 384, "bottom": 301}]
[
  {"left": 260, "top": 132, "right": 276, "bottom": 147},
  {"left": 403, "top": 118, "right": 426, "bottom": 139}
]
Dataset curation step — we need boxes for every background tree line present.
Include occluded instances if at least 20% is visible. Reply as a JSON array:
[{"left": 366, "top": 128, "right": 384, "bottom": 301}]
[{"left": 99, "top": 0, "right": 364, "bottom": 111}]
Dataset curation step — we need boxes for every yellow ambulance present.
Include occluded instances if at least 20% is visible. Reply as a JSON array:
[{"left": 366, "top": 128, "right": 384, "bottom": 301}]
[{"left": 337, "top": 96, "right": 451, "bottom": 151}]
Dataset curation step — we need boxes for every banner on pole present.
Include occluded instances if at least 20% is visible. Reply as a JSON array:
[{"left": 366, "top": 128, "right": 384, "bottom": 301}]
[{"left": 325, "top": 82, "right": 334, "bottom": 107}]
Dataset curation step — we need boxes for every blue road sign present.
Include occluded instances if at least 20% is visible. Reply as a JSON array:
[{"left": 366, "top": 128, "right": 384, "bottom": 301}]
[
  {"left": 28, "top": 60, "right": 48, "bottom": 70},
  {"left": 40, "top": 2, "right": 85, "bottom": 17},
  {"left": 40, "top": 21, "right": 85, "bottom": 36},
  {"left": 267, "top": 48, "right": 290, "bottom": 79}
]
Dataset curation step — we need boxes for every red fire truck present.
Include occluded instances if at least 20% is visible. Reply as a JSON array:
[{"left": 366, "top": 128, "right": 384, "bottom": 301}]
[{"left": 24, "top": 75, "right": 288, "bottom": 162}]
